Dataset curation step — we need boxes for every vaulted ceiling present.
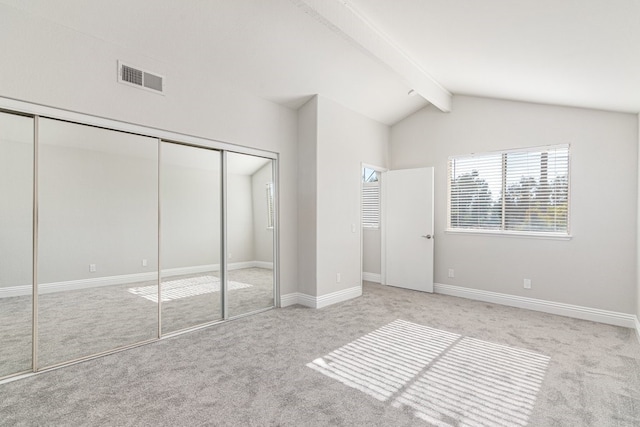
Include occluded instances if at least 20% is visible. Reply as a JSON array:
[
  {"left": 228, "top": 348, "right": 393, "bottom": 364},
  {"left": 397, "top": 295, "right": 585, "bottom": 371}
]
[{"left": 2, "top": 0, "right": 639, "bottom": 125}]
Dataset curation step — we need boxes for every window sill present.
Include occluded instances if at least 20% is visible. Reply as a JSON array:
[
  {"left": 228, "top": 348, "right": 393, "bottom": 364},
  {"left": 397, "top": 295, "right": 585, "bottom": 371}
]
[{"left": 445, "top": 229, "right": 572, "bottom": 241}]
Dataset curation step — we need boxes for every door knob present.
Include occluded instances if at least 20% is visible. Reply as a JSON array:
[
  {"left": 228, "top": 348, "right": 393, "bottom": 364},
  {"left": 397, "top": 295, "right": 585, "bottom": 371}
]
[{"left": 421, "top": 234, "right": 432, "bottom": 239}]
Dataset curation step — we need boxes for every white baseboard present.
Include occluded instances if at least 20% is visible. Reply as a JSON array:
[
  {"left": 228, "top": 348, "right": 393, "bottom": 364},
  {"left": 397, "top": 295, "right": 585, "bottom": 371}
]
[
  {"left": 279, "top": 293, "right": 302, "bottom": 308},
  {"left": 0, "top": 261, "right": 271, "bottom": 298},
  {"left": 279, "top": 292, "right": 317, "bottom": 308},
  {"left": 316, "top": 285, "right": 362, "bottom": 308},
  {"left": 635, "top": 316, "right": 640, "bottom": 344},
  {"left": 280, "top": 285, "right": 362, "bottom": 309},
  {"left": 164, "top": 264, "right": 218, "bottom": 277},
  {"left": 362, "top": 272, "right": 381, "bottom": 283},
  {"left": 252, "top": 261, "right": 274, "bottom": 270},
  {"left": 434, "top": 283, "right": 637, "bottom": 329}
]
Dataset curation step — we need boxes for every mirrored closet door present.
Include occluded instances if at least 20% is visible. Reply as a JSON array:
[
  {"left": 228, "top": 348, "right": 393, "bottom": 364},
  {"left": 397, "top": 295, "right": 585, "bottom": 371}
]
[
  {"left": 160, "top": 142, "right": 222, "bottom": 334},
  {"left": 37, "top": 119, "right": 159, "bottom": 368},
  {"left": 0, "top": 104, "right": 278, "bottom": 380},
  {"left": 226, "top": 152, "right": 275, "bottom": 317},
  {"left": 0, "top": 112, "right": 34, "bottom": 378}
]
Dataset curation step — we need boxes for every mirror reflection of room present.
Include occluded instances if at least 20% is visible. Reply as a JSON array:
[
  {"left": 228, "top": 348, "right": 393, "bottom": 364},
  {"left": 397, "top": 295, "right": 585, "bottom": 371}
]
[
  {"left": 0, "top": 114, "right": 277, "bottom": 377},
  {"left": 226, "top": 152, "right": 274, "bottom": 317},
  {"left": 37, "top": 118, "right": 159, "bottom": 368},
  {"left": 159, "top": 147, "right": 274, "bottom": 332},
  {"left": 160, "top": 142, "right": 222, "bottom": 334},
  {"left": 0, "top": 112, "right": 34, "bottom": 378}
]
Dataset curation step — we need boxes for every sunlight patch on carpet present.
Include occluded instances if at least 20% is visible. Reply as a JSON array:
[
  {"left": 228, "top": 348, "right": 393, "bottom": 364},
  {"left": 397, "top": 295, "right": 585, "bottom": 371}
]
[
  {"left": 307, "top": 319, "right": 550, "bottom": 427},
  {"left": 128, "top": 275, "right": 252, "bottom": 302}
]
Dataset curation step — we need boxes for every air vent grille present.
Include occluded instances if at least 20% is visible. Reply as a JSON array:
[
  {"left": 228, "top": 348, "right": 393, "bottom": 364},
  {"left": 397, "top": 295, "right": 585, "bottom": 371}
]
[
  {"left": 143, "top": 72, "right": 163, "bottom": 92},
  {"left": 118, "top": 61, "right": 164, "bottom": 95},
  {"left": 122, "top": 65, "right": 143, "bottom": 86}
]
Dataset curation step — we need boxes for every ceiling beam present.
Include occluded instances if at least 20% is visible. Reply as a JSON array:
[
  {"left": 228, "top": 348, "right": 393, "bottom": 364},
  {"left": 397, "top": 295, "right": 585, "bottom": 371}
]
[{"left": 292, "top": 0, "right": 452, "bottom": 112}]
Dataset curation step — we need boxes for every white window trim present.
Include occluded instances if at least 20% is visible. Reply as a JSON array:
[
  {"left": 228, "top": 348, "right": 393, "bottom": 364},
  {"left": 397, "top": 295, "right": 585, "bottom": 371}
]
[
  {"left": 445, "top": 229, "right": 572, "bottom": 240},
  {"left": 447, "top": 144, "right": 571, "bottom": 239},
  {"left": 266, "top": 182, "right": 274, "bottom": 230}
]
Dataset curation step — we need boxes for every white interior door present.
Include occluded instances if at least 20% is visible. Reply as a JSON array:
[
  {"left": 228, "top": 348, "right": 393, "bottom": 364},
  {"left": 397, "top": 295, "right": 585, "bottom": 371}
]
[{"left": 383, "top": 167, "right": 434, "bottom": 292}]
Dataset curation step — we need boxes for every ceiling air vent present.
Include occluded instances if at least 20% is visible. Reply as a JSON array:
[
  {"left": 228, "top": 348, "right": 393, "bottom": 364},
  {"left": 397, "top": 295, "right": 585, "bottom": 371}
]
[{"left": 118, "top": 61, "right": 164, "bottom": 95}]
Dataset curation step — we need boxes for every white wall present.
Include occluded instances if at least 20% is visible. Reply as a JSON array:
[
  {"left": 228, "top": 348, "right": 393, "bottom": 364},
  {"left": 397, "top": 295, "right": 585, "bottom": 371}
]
[
  {"left": 0, "top": 5, "right": 298, "bottom": 294},
  {"left": 161, "top": 151, "right": 221, "bottom": 270},
  {"left": 296, "top": 95, "right": 388, "bottom": 299},
  {"left": 391, "top": 95, "right": 637, "bottom": 313},
  {"left": 297, "top": 97, "right": 319, "bottom": 296},
  {"left": 0, "top": 114, "right": 33, "bottom": 287},
  {"left": 38, "top": 139, "right": 158, "bottom": 283},
  {"left": 227, "top": 173, "right": 255, "bottom": 264},
  {"left": 316, "top": 96, "right": 389, "bottom": 296},
  {"left": 362, "top": 228, "right": 381, "bottom": 275}
]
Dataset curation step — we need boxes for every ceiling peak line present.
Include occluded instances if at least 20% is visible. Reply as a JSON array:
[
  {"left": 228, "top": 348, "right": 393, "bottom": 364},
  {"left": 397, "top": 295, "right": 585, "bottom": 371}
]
[{"left": 291, "top": 0, "right": 452, "bottom": 112}]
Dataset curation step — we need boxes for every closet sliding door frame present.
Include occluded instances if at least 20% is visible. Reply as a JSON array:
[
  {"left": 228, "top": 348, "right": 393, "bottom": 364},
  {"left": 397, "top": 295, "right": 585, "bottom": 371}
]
[
  {"left": 221, "top": 151, "right": 228, "bottom": 320},
  {"left": 158, "top": 140, "right": 225, "bottom": 336},
  {"left": 224, "top": 151, "right": 279, "bottom": 320},
  {"left": 32, "top": 115, "right": 39, "bottom": 372},
  {"left": 0, "top": 109, "right": 37, "bottom": 380},
  {"left": 0, "top": 96, "right": 280, "bottom": 382}
]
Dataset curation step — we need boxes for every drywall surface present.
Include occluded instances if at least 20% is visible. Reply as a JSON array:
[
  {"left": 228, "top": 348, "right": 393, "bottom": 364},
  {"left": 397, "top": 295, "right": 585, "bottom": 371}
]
[
  {"left": 227, "top": 173, "right": 255, "bottom": 264},
  {"left": 161, "top": 151, "right": 221, "bottom": 270},
  {"left": 252, "top": 162, "right": 274, "bottom": 264},
  {"left": 362, "top": 228, "right": 381, "bottom": 275},
  {"left": 38, "top": 141, "right": 158, "bottom": 283},
  {"left": 0, "top": 5, "right": 298, "bottom": 295},
  {"left": 0, "top": 114, "right": 33, "bottom": 287},
  {"left": 316, "top": 96, "right": 389, "bottom": 296},
  {"left": 391, "top": 95, "right": 637, "bottom": 313},
  {"left": 297, "top": 97, "right": 319, "bottom": 296}
]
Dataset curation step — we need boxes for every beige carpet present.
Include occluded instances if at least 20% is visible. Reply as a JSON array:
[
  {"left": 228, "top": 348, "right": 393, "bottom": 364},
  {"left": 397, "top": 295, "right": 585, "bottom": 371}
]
[
  {"left": 0, "top": 267, "right": 273, "bottom": 376},
  {"left": 1, "top": 282, "right": 639, "bottom": 426}
]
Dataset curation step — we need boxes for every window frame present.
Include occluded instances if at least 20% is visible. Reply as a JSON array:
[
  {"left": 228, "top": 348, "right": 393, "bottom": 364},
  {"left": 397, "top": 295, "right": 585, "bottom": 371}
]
[
  {"left": 266, "top": 182, "right": 275, "bottom": 230},
  {"left": 446, "top": 144, "right": 571, "bottom": 240}
]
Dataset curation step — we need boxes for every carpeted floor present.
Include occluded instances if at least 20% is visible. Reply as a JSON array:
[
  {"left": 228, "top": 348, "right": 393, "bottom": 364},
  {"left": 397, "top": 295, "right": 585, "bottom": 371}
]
[
  {"left": 1, "top": 282, "right": 639, "bottom": 426},
  {"left": 0, "top": 268, "right": 273, "bottom": 376}
]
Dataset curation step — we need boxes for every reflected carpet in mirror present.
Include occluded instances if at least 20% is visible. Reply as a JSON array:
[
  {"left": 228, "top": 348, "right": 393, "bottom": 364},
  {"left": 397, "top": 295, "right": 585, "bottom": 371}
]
[{"left": 128, "top": 276, "right": 252, "bottom": 302}]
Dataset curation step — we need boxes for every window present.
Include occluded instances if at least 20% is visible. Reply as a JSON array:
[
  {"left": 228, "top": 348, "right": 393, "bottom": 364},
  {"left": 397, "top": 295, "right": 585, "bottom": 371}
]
[
  {"left": 362, "top": 167, "right": 380, "bottom": 228},
  {"left": 266, "top": 182, "right": 274, "bottom": 229},
  {"left": 448, "top": 145, "right": 570, "bottom": 236}
]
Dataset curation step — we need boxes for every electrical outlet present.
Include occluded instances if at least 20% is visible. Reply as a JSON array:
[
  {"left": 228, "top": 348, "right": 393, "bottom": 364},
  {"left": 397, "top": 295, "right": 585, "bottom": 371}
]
[
  {"left": 524, "top": 278, "right": 531, "bottom": 289},
  {"left": 142, "top": 259, "right": 148, "bottom": 267},
  {"left": 448, "top": 269, "right": 455, "bottom": 278},
  {"left": 336, "top": 273, "right": 341, "bottom": 283},
  {"left": 89, "top": 264, "right": 96, "bottom": 273},
  {"left": 228, "top": 253, "right": 232, "bottom": 259}
]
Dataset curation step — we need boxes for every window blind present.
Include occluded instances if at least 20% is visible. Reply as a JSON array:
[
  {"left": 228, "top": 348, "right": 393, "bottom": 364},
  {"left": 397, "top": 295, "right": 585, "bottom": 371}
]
[
  {"left": 448, "top": 145, "right": 569, "bottom": 235},
  {"left": 362, "top": 182, "right": 380, "bottom": 228}
]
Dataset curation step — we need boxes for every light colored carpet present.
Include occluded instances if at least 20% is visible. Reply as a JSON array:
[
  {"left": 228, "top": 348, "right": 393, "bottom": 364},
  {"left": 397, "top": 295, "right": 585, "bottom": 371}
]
[
  {"left": 307, "top": 319, "right": 550, "bottom": 426},
  {"left": 128, "top": 276, "right": 253, "bottom": 303},
  {"left": 1, "top": 282, "right": 639, "bottom": 426},
  {"left": 0, "top": 268, "right": 273, "bottom": 376}
]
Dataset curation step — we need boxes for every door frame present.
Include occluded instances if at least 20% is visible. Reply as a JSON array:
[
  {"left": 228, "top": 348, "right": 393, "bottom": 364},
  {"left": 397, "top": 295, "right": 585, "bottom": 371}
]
[{"left": 360, "top": 163, "right": 387, "bottom": 289}]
